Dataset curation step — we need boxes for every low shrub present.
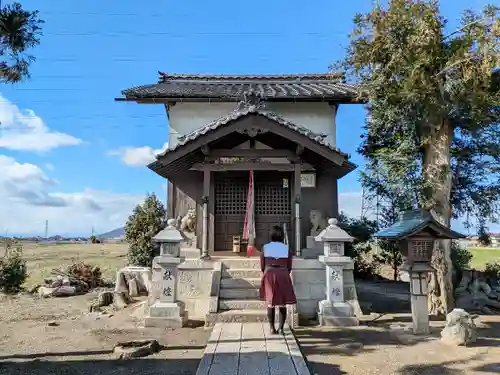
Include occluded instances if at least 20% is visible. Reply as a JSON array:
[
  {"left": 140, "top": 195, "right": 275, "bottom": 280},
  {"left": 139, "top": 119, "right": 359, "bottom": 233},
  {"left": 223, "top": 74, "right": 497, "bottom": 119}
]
[{"left": 0, "top": 240, "right": 28, "bottom": 293}]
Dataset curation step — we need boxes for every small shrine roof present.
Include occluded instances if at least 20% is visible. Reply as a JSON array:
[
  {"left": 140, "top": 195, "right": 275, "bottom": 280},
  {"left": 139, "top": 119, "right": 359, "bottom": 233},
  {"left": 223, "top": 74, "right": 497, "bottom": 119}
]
[
  {"left": 374, "top": 209, "right": 464, "bottom": 240},
  {"left": 153, "top": 219, "right": 184, "bottom": 242}
]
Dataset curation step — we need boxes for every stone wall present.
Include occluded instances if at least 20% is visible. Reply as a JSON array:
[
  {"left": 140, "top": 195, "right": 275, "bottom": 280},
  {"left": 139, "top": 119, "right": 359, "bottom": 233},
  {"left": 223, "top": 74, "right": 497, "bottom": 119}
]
[
  {"left": 292, "top": 258, "right": 359, "bottom": 319},
  {"left": 291, "top": 258, "right": 325, "bottom": 319},
  {"left": 176, "top": 260, "right": 221, "bottom": 320}
]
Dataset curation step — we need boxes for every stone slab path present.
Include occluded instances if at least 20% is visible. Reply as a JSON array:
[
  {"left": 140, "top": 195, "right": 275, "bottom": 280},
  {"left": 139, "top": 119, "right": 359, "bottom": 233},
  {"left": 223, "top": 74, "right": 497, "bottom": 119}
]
[{"left": 195, "top": 322, "right": 310, "bottom": 375}]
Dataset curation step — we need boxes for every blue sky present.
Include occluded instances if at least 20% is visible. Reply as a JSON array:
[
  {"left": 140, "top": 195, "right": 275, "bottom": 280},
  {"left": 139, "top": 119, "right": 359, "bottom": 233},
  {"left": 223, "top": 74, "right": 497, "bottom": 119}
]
[{"left": 0, "top": 0, "right": 495, "bottom": 236}]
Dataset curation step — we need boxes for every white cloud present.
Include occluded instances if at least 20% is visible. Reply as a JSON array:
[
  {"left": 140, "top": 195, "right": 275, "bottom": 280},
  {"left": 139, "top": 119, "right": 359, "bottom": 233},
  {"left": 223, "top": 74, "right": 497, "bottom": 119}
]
[
  {"left": 0, "top": 155, "right": 144, "bottom": 236},
  {"left": 0, "top": 94, "right": 82, "bottom": 152},
  {"left": 45, "top": 163, "right": 55, "bottom": 171},
  {"left": 109, "top": 142, "right": 169, "bottom": 167},
  {"left": 338, "top": 191, "right": 363, "bottom": 219}
]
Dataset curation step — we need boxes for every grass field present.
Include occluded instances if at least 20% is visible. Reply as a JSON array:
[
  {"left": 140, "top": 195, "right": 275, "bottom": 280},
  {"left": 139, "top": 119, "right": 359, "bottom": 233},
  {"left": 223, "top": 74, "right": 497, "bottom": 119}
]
[
  {"left": 0, "top": 242, "right": 497, "bottom": 288},
  {"left": 3, "top": 242, "right": 129, "bottom": 288},
  {"left": 469, "top": 246, "right": 500, "bottom": 270}
]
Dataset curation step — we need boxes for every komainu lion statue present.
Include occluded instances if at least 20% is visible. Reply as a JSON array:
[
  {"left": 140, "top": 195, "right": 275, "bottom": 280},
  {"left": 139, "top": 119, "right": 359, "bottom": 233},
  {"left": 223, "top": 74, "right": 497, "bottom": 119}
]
[
  {"left": 180, "top": 209, "right": 196, "bottom": 233},
  {"left": 309, "top": 210, "right": 327, "bottom": 237}
]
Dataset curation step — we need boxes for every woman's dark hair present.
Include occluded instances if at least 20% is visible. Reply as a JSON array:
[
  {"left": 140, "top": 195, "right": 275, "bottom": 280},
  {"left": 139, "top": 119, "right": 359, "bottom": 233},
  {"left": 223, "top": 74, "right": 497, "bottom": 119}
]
[{"left": 270, "top": 225, "right": 285, "bottom": 243}]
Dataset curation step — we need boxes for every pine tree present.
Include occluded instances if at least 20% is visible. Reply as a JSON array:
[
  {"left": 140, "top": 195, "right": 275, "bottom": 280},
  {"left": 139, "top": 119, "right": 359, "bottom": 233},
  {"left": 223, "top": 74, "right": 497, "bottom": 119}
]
[
  {"left": 0, "top": 3, "right": 43, "bottom": 83},
  {"left": 337, "top": 1, "right": 500, "bottom": 314},
  {"left": 125, "top": 193, "right": 166, "bottom": 267}
]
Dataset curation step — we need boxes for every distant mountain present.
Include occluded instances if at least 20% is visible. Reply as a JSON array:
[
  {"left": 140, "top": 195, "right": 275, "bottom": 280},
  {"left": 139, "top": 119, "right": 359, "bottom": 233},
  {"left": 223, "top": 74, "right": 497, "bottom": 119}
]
[{"left": 97, "top": 227, "right": 125, "bottom": 239}]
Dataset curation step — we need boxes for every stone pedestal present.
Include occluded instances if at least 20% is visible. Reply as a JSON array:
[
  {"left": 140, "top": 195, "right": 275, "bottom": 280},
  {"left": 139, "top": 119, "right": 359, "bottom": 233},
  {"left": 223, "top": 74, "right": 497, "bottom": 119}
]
[
  {"left": 316, "top": 218, "right": 358, "bottom": 327},
  {"left": 402, "top": 262, "right": 434, "bottom": 335},
  {"left": 302, "top": 236, "right": 323, "bottom": 259},
  {"left": 318, "top": 256, "right": 358, "bottom": 326},
  {"left": 145, "top": 255, "right": 187, "bottom": 328}
]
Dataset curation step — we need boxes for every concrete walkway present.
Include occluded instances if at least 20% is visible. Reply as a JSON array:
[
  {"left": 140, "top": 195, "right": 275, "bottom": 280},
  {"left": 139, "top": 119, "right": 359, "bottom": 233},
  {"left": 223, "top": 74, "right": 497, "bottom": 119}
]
[{"left": 195, "top": 322, "right": 311, "bottom": 375}]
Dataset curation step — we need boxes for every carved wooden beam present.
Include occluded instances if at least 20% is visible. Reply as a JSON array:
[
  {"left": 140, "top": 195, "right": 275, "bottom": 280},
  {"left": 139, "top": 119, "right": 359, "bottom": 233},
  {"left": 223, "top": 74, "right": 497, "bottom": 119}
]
[
  {"left": 236, "top": 127, "right": 268, "bottom": 137},
  {"left": 190, "top": 162, "right": 315, "bottom": 172},
  {"left": 295, "top": 144, "right": 305, "bottom": 156},
  {"left": 201, "top": 144, "right": 210, "bottom": 156},
  {"left": 208, "top": 149, "right": 295, "bottom": 158}
]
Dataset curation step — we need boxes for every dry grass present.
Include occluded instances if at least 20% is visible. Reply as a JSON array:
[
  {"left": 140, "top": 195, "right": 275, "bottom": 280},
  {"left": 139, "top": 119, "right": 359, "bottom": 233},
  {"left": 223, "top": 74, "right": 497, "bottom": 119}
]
[{"left": 14, "top": 242, "right": 129, "bottom": 288}]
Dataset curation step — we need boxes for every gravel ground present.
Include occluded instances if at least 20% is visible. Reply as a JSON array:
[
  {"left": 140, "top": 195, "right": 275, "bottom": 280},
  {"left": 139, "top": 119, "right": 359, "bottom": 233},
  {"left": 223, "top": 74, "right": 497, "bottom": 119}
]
[
  {"left": 297, "top": 280, "right": 500, "bottom": 375},
  {"left": 0, "top": 292, "right": 210, "bottom": 375},
  {"left": 296, "top": 315, "right": 500, "bottom": 375}
]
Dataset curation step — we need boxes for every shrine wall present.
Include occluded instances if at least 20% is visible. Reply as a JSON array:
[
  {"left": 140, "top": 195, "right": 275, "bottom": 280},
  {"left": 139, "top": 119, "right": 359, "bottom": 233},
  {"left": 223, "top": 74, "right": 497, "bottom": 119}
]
[
  {"left": 167, "top": 171, "right": 204, "bottom": 246},
  {"left": 167, "top": 102, "right": 337, "bottom": 148},
  {"left": 298, "top": 168, "right": 339, "bottom": 249}
]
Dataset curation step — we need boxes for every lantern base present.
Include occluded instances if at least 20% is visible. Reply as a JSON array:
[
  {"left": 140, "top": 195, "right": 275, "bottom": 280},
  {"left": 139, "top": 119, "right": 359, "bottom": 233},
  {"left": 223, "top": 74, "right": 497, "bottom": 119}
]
[
  {"left": 145, "top": 301, "right": 187, "bottom": 328},
  {"left": 318, "top": 300, "right": 358, "bottom": 327}
]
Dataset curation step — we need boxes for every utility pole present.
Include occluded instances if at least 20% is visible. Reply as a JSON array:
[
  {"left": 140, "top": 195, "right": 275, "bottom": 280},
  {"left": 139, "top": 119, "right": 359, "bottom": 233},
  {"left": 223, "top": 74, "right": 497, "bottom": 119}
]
[{"left": 44, "top": 220, "right": 48, "bottom": 239}]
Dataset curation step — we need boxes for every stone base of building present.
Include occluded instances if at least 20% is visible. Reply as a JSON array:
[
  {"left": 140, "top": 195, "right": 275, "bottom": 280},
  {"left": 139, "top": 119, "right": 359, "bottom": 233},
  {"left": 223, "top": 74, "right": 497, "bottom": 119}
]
[
  {"left": 318, "top": 300, "right": 359, "bottom": 327},
  {"left": 180, "top": 248, "right": 201, "bottom": 259},
  {"left": 144, "top": 302, "right": 187, "bottom": 328}
]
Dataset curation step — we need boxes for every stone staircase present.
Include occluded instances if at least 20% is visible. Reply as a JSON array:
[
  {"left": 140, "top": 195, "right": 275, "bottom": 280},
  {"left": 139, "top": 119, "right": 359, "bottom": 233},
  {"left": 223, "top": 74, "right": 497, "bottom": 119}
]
[{"left": 206, "top": 258, "right": 268, "bottom": 325}]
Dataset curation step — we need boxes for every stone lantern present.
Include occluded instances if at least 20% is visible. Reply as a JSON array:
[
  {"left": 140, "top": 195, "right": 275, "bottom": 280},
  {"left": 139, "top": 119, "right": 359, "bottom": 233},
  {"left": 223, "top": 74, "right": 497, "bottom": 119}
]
[
  {"left": 374, "top": 209, "right": 464, "bottom": 335},
  {"left": 144, "top": 218, "right": 187, "bottom": 328},
  {"left": 152, "top": 219, "right": 184, "bottom": 257},
  {"left": 315, "top": 218, "right": 358, "bottom": 326}
]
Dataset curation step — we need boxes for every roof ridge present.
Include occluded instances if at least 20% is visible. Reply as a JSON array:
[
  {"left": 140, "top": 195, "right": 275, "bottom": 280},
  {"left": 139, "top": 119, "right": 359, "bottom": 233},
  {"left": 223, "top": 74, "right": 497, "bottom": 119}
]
[{"left": 157, "top": 72, "right": 344, "bottom": 83}]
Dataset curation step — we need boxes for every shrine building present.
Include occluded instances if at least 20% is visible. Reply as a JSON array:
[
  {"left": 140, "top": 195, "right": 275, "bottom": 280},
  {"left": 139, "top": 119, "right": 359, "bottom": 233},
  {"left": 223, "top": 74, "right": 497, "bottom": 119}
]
[{"left": 116, "top": 73, "right": 361, "bottom": 257}]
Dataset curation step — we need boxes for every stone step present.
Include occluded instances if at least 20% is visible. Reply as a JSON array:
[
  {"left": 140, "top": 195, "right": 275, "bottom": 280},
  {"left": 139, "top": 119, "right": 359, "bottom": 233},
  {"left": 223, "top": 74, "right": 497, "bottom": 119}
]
[
  {"left": 221, "top": 258, "right": 260, "bottom": 270},
  {"left": 222, "top": 269, "right": 262, "bottom": 279},
  {"left": 220, "top": 278, "right": 261, "bottom": 289},
  {"left": 219, "top": 299, "right": 267, "bottom": 310},
  {"left": 205, "top": 309, "right": 267, "bottom": 326},
  {"left": 220, "top": 288, "right": 260, "bottom": 300}
]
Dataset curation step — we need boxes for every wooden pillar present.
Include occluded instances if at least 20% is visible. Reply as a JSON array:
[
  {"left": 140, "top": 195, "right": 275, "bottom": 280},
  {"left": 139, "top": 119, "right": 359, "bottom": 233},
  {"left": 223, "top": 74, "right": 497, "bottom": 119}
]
[
  {"left": 201, "top": 168, "right": 211, "bottom": 259},
  {"left": 294, "top": 163, "right": 302, "bottom": 257}
]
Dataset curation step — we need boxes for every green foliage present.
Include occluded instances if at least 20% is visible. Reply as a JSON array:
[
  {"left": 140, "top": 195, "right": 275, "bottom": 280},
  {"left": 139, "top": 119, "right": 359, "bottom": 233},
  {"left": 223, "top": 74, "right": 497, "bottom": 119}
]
[
  {"left": 0, "top": 3, "right": 44, "bottom": 83},
  {"left": 0, "top": 240, "right": 27, "bottom": 293},
  {"left": 336, "top": 0, "right": 500, "bottom": 232},
  {"left": 337, "top": 213, "right": 379, "bottom": 278},
  {"left": 89, "top": 235, "right": 97, "bottom": 244},
  {"left": 450, "top": 242, "right": 473, "bottom": 286},
  {"left": 484, "top": 261, "right": 500, "bottom": 278},
  {"left": 477, "top": 227, "right": 492, "bottom": 247},
  {"left": 336, "top": 0, "right": 500, "bottom": 313},
  {"left": 125, "top": 193, "right": 166, "bottom": 267}
]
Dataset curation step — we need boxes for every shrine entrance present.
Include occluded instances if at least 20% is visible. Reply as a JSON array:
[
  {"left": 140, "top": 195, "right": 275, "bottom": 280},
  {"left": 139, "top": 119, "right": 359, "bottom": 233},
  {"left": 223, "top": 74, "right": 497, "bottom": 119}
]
[{"left": 214, "top": 171, "right": 292, "bottom": 251}]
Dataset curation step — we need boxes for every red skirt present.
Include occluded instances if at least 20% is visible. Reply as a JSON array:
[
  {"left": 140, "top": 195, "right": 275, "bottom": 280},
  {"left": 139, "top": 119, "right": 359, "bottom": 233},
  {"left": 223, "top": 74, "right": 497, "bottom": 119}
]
[{"left": 260, "top": 268, "right": 297, "bottom": 307}]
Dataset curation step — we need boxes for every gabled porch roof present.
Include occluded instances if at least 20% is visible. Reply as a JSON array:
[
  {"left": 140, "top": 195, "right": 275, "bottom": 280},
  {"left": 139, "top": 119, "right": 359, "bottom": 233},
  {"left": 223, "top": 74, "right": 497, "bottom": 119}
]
[{"left": 148, "top": 106, "right": 356, "bottom": 179}]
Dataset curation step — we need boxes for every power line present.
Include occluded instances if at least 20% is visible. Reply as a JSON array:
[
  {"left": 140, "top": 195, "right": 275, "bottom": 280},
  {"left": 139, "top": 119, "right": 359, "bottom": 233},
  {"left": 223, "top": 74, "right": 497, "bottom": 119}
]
[{"left": 41, "top": 31, "right": 348, "bottom": 38}]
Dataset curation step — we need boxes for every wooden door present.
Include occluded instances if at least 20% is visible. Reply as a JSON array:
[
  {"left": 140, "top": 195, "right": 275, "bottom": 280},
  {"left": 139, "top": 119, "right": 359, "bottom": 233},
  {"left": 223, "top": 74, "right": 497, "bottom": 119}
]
[
  {"left": 214, "top": 172, "right": 248, "bottom": 251},
  {"left": 254, "top": 172, "right": 292, "bottom": 248}
]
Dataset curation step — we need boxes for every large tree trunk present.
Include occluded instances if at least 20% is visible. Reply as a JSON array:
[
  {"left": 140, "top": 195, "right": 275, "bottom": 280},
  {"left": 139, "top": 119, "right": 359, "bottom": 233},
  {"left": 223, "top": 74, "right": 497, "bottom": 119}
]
[{"left": 422, "top": 118, "right": 454, "bottom": 316}]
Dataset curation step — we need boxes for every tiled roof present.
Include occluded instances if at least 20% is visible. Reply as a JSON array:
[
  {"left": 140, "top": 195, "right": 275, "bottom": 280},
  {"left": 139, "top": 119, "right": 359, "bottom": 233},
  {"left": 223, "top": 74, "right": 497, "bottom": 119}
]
[
  {"left": 121, "top": 73, "right": 359, "bottom": 102},
  {"left": 374, "top": 209, "right": 464, "bottom": 240},
  {"left": 155, "top": 105, "right": 350, "bottom": 159}
]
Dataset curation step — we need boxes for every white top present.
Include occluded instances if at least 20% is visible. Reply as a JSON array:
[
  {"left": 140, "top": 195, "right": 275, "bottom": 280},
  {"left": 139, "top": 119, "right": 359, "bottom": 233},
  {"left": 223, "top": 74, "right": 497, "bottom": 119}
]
[{"left": 263, "top": 241, "right": 289, "bottom": 259}]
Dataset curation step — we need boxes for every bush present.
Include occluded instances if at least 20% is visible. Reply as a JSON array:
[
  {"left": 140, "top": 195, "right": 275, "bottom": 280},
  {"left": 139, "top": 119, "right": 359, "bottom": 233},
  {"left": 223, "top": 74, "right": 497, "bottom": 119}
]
[
  {"left": 0, "top": 240, "right": 28, "bottom": 293},
  {"left": 125, "top": 193, "right": 166, "bottom": 267},
  {"left": 484, "top": 262, "right": 500, "bottom": 279},
  {"left": 337, "top": 213, "right": 379, "bottom": 279},
  {"left": 451, "top": 241, "right": 473, "bottom": 287}
]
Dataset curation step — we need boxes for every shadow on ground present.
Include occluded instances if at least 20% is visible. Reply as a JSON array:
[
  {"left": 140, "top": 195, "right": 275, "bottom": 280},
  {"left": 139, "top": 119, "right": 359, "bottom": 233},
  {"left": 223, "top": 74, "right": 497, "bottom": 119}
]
[{"left": 0, "top": 349, "right": 349, "bottom": 375}]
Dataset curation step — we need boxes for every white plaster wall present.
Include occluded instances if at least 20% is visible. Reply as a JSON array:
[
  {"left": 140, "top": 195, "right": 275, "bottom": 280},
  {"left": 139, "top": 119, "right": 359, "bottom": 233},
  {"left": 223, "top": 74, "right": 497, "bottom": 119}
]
[{"left": 168, "top": 102, "right": 336, "bottom": 148}]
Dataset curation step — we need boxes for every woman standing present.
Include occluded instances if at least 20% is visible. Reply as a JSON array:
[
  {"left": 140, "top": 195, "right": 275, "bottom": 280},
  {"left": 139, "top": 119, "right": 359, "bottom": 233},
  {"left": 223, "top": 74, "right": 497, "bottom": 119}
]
[{"left": 260, "top": 225, "right": 296, "bottom": 334}]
